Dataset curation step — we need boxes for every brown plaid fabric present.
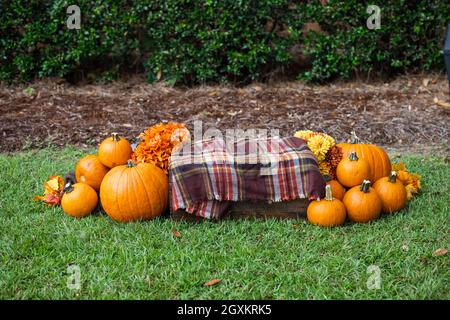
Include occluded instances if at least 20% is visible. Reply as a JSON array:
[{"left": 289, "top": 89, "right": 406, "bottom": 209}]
[{"left": 169, "top": 136, "right": 325, "bottom": 219}]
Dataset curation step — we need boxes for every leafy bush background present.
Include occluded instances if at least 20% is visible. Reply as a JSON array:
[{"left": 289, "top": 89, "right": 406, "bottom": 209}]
[{"left": 1, "top": 0, "right": 449, "bottom": 84}]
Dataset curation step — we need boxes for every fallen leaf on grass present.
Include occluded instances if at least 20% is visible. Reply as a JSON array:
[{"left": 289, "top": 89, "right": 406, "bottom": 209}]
[
  {"left": 432, "top": 248, "right": 448, "bottom": 257},
  {"left": 204, "top": 279, "right": 221, "bottom": 286},
  {"left": 292, "top": 224, "right": 300, "bottom": 229},
  {"left": 422, "top": 78, "right": 431, "bottom": 87},
  {"left": 172, "top": 228, "right": 182, "bottom": 238},
  {"left": 433, "top": 97, "right": 450, "bottom": 109}
]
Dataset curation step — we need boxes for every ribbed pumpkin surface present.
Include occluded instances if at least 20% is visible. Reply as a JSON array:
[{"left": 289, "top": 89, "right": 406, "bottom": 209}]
[{"left": 100, "top": 162, "right": 168, "bottom": 222}]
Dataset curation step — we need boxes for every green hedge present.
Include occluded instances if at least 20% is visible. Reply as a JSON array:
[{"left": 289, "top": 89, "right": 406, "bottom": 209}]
[{"left": 1, "top": 0, "right": 449, "bottom": 84}]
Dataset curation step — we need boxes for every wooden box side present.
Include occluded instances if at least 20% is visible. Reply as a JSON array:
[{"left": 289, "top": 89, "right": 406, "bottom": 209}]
[{"left": 170, "top": 199, "right": 308, "bottom": 222}]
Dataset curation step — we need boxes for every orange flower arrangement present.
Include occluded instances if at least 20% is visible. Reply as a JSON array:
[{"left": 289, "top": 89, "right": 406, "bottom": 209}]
[
  {"left": 294, "top": 130, "right": 342, "bottom": 179},
  {"left": 131, "top": 122, "right": 190, "bottom": 174},
  {"left": 34, "top": 175, "right": 64, "bottom": 206},
  {"left": 391, "top": 161, "right": 421, "bottom": 200},
  {"left": 325, "top": 145, "right": 343, "bottom": 179}
]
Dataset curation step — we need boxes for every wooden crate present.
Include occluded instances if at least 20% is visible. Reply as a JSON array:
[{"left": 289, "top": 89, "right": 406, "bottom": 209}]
[{"left": 170, "top": 199, "right": 308, "bottom": 222}]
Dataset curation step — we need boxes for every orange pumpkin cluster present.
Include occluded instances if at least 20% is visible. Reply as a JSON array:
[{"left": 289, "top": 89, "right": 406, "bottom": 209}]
[
  {"left": 391, "top": 161, "right": 421, "bottom": 200},
  {"left": 131, "top": 122, "right": 190, "bottom": 174},
  {"left": 307, "top": 132, "right": 424, "bottom": 228}
]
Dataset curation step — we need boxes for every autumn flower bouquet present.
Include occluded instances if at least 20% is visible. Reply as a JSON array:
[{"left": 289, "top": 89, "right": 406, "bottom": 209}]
[
  {"left": 131, "top": 122, "right": 190, "bottom": 174},
  {"left": 294, "top": 130, "right": 342, "bottom": 179}
]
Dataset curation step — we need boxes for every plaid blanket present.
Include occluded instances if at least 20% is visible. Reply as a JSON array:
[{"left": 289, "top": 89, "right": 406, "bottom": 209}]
[{"left": 169, "top": 136, "right": 325, "bottom": 219}]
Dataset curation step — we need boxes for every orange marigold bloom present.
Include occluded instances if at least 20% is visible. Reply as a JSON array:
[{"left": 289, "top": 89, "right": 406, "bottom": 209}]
[{"left": 131, "top": 122, "right": 190, "bottom": 174}]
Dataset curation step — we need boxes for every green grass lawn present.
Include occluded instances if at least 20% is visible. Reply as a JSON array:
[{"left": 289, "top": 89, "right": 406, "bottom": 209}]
[{"left": 0, "top": 147, "right": 448, "bottom": 299}]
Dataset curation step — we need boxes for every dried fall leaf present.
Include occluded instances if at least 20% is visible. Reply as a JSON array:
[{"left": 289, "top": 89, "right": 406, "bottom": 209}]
[
  {"left": 204, "top": 279, "right": 221, "bottom": 286},
  {"left": 34, "top": 175, "right": 64, "bottom": 206},
  {"left": 433, "top": 97, "right": 450, "bottom": 109},
  {"left": 422, "top": 78, "right": 430, "bottom": 87},
  {"left": 172, "top": 228, "right": 181, "bottom": 238},
  {"left": 432, "top": 248, "right": 448, "bottom": 257}
]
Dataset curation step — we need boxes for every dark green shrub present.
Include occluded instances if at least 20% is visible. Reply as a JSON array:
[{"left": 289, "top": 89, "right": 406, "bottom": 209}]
[
  {"left": 0, "top": 0, "right": 448, "bottom": 84},
  {"left": 298, "top": 0, "right": 450, "bottom": 82}
]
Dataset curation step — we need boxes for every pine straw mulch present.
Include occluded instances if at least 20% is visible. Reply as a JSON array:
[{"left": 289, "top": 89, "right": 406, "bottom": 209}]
[{"left": 0, "top": 74, "right": 449, "bottom": 154}]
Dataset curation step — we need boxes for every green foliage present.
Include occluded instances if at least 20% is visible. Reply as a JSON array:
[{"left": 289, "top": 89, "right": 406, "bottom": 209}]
[
  {"left": 0, "top": 1, "right": 449, "bottom": 84},
  {"left": 299, "top": 0, "right": 450, "bottom": 82}
]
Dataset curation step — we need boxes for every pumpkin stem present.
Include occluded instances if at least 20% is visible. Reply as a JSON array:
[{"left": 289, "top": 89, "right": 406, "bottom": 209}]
[
  {"left": 388, "top": 171, "right": 397, "bottom": 183},
  {"left": 359, "top": 180, "right": 371, "bottom": 193},
  {"left": 348, "top": 151, "right": 359, "bottom": 161},
  {"left": 350, "top": 131, "right": 361, "bottom": 144},
  {"left": 325, "top": 185, "right": 333, "bottom": 201},
  {"left": 126, "top": 160, "right": 136, "bottom": 168},
  {"left": 111, "top": 132, "right": 120, "bottom": 142},
  {"left": 63, "top": 177, "right": 74, "bottom": 193}
]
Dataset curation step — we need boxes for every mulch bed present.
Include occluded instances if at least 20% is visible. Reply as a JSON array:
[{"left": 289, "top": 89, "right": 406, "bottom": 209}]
[{"left": 0, "top": 74, "right": 449, "bottom": 154}]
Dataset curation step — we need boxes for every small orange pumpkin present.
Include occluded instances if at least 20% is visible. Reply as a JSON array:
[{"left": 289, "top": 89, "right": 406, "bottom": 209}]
[
  {"left": 75, "top": 155, "right": 109, "bottom": 191},
  {"left": 336, "top": 152, "right": 371, "bottom": 188},
  {"left": 98, "top": 133, "right": 132, "bottom": 168},
  {"left": 100, "top": 160, "right": 168, "bottom": 222},
  {"left": 326, "top": 178, "right": 346, "bottom": 200},
  {"left": 307, "top": 185, "right": 347, "bottom": 227},
  {"left": 61, "top": 180, "right": 98, "bottom": 218},
  {"left": 343, "top": 180, "right": 382, "bottom": 223},
  {"left": 373, "top": 171, "right": 407, "bottom": 213},
  {"left": 337, "top": 132, "right": 391, "bottom": 182}
]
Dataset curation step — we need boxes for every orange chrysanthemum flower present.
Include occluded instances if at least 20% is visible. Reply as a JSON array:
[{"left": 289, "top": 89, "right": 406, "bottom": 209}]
[{"left": 131, "top": 122, "right": 190, "bottom": 174}]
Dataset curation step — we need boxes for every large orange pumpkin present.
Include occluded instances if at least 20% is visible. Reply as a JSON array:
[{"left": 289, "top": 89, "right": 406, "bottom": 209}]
[
  {"left": 75, "top": 155, "right": 109, "bottom": 191},
  {"left": 343, "top": 180, "right": 382, "bottom": 223},
  {"left": 307, "top": 185, "right": 347, "bottom": 227},
  {"left": 100, "top": 160, "right": 168, "bottom": 222},
  {"left": 61, "top": 181, "right": 98, "bottom": 218},
  {"left": 336, "top": 152, "right": 371, "bottom": 188},
  {"left": 325, "top": 178, "right": 346, "bottom": 201},
  {"left": 98, "top": 133, "right": 132, "bottom": 168},
  {"left": 373, "top": 171, "right": 407, "bottom": 213},
  {"left": 337, "top": 132, "right": 391, "bottom": 182}
]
